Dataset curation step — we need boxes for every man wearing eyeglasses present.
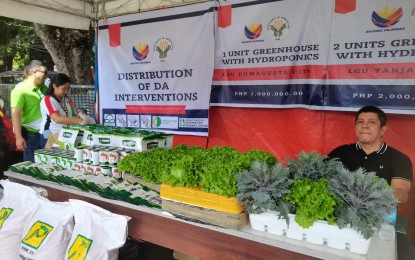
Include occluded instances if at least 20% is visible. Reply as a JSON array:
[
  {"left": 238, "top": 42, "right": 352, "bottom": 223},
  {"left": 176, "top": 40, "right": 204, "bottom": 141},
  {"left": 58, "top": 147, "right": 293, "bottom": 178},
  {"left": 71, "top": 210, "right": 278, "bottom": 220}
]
[{"left": 10, "top": 60, "right": 48, "bottom": 162}]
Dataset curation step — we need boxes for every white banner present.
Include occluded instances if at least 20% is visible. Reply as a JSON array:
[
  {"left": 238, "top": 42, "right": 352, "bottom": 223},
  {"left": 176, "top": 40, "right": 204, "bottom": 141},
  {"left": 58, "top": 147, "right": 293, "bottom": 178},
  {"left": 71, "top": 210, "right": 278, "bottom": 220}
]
[
  {"left": 98, "top": 2, "right": 214, "bottom": 136},
  {"left": 212, "top": 0, "right": 333, "bottom": 108},
  {"left": 326, "top": 0, "right": 415, "bottom": 112},
  {"left": 211, "top": 0, "right": 415, "bottom": 114}
]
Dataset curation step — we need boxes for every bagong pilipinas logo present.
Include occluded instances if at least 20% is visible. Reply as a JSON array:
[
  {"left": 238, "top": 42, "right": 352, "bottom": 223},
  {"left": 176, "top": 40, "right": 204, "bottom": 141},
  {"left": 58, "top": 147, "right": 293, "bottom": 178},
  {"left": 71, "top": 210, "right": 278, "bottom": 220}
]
[
  {"left": 267, "top": 17, "right": 290, "bottom": 40},
  {"left": 244, "top": 22, "right": 262, "bottom": 39},
  {"left": 132, "top": 43, "right": 149, "bottom": 61},
  {"left": 154, "top": 38, "right": 173, "bottom": 62},
  {"left": 371, "top": 7, "right": 403, "bottom": 28}
]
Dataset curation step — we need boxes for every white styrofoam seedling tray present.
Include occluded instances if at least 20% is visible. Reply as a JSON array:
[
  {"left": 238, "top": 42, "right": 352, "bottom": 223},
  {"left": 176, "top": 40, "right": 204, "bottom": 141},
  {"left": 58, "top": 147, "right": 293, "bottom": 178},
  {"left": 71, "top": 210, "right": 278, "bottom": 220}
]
[{"left": 249, "top": 212, "right": 371, "bottom": 255}]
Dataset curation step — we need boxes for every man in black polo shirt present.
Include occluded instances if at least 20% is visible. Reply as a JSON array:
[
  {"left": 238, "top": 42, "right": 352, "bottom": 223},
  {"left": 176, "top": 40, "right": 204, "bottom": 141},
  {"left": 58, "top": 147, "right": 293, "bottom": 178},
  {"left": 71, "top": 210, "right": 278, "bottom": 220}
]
[{"left": 328, "top": 106, "right": 412, "bottom": 203}]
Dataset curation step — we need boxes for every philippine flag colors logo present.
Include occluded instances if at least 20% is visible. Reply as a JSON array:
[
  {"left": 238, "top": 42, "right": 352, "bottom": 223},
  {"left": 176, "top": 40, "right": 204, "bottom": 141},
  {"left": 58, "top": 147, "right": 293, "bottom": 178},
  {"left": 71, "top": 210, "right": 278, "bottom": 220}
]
[
  {"left": 371, "top": 7, "right": 403, "bottom": 28},
  {"left": 132, "top": 43, "right": 149, "bottom": 61},
  {"left": 244, "top": 23, "right": 262, "bottom": 39}
]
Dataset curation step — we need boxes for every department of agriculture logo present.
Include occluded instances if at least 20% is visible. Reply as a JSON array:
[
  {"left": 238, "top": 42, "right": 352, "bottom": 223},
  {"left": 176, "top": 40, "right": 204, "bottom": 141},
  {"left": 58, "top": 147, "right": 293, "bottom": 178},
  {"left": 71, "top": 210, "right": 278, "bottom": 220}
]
[
  {"left": 22, "top": 221, "right": 54, "bottom": 250},
  {"left": 244, "top": 23, "right": 262, "bottom": 39},
  {"left": 0, "top": 208, "right": 13, "bottom": 229},
  {"left": 371, "top": 7, "right": 403, "bottom": 28},
  {"left": 267, "top": 17, "right": 290, "bottom": 40},
  {"left": 67, "top": 234, "right": 93, "bottom": 260},
  {"left": 132, "top": 43, "right": 149, "bottom": 61},
  {"left": 154, "top": 38, "right": 173, "bottom": 62}
]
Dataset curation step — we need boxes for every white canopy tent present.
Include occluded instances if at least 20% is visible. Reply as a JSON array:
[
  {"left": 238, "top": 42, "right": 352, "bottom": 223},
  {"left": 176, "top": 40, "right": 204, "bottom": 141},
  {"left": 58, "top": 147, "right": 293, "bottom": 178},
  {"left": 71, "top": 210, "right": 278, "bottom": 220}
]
[{"left": 0, "top": 0, "right": 209, "bottom": 29}]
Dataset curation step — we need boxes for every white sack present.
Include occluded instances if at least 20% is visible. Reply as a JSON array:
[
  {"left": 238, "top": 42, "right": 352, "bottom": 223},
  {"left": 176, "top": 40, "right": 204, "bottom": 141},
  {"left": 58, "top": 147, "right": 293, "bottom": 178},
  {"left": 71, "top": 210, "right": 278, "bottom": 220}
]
[
  {"left": 0, "top": 180, "right": 39, "bottom": 259},
  {"left": 65, "top": 199, "right": 130, "bottom": 260},
  {"left": 18, "top": 196, "right": 74, "bottom": 259}
]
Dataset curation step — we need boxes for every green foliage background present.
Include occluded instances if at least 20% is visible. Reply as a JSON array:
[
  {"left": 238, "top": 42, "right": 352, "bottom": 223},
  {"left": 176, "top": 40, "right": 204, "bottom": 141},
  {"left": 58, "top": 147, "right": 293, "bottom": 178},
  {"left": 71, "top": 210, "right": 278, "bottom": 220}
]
[{"left": 0, "top": 17, "right": 53, "bottom": 72}]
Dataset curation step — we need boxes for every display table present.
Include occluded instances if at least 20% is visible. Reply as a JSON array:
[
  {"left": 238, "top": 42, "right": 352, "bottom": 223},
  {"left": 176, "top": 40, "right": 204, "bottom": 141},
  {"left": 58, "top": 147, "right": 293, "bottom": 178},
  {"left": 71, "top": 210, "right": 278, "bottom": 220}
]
[{"left": 5, "top": 171, "right": 396, "bottom": 260}]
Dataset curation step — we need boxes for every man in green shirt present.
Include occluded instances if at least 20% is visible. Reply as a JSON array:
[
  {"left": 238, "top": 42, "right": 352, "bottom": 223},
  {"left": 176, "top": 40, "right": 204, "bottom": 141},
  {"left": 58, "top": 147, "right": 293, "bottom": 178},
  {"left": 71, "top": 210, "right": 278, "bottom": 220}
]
[{"left": 10, "top": 60, "right": 48, "bottom": 162}]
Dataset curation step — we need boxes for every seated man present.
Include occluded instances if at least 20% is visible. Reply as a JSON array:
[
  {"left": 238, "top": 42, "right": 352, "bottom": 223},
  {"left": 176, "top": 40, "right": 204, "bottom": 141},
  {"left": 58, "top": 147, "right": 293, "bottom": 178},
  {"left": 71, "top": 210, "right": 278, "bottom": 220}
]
[{"left": 328, "top": 106, "right": 412, "bottom": 203}]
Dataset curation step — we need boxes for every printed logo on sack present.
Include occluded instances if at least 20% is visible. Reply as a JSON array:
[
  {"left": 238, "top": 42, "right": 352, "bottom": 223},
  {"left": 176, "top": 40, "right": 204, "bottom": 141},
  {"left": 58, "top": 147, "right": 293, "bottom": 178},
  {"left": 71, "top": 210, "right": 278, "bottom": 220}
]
[
  {"left": 154, "top": 38, "right": 173, "bottom": 62},
  {"left": 87, "top": 134, "right": 93, "bottom": 141},
  {"left": 0, "top": 208, "right": 13, "bottom": 229},
  {"left": 67, "top": 234, "right": 93, "bottom": 260},
  {"left": 63, "top": 132, "right": 73, "bottom": 138},
  {"left": 371, "top": 7, "right": 403, "bottom": 28},
  {"left": 245, "top": 23, "right": 262, "bottom": 39},
  {"left": 267, "top": 17, "right": 290, "bottom": 40},
  {"left": 22, "top": 221, "right": 54, "bottom": 250}
]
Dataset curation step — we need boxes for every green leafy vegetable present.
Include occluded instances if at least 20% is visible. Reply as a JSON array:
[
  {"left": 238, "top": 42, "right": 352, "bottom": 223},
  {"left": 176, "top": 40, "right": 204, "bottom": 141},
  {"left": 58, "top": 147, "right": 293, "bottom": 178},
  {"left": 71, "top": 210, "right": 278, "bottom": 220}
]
[
  {"left": 119, "top": 145, "right": 277, "bottom": 197},
  {"left": 285, "top": 178, "right": 338, "bottom": 228},
  {"left": 201, "top": 147, "right": 277, "bottom": 197},
  {"left": 160, "top": 146, "right": 205, "bottom": 187}
]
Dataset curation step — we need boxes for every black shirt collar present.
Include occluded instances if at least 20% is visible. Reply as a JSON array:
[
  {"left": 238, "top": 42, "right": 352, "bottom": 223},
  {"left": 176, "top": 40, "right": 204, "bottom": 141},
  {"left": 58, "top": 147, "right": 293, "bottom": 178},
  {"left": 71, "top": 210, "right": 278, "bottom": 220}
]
[{"left": 356, "top": 142, "right": 388, "bottom": 154}]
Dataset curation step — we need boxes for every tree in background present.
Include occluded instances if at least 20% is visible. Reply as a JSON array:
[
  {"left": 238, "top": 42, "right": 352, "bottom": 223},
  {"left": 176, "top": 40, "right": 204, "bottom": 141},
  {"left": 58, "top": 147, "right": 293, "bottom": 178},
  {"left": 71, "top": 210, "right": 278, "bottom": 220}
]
[
  {"left": 0, "top": 17, "right": 94, "bottom": 84},
  {"left": 0, "top": 17, "right": 20, "bottom": 71},
  {"left": 0, "top": 17, "right": 54, "bottom": 72},
  {"left": 34, "top": 24, "right": 94, "bottom": 84}
]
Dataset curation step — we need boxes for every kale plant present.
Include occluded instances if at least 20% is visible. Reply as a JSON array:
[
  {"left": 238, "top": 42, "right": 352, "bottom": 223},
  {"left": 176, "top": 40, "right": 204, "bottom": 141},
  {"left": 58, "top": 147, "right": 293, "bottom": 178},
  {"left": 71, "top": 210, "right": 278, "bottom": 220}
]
[
  {"left": 286, "top": 151, "right": 343, "bottom": 181},
  {"left": 328, "top": 168, "right": 397, "bottom": 239},
  {"left": 236, "top": 161, "right": 293, "bottom": 223}
]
